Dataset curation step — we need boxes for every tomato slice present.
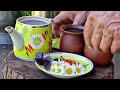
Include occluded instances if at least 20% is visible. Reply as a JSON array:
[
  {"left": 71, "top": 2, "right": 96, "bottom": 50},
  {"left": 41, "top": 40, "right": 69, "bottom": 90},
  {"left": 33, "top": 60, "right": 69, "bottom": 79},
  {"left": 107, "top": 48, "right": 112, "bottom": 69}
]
[{"left": 61, "top": 57, "right": 80, "bottom": 65}]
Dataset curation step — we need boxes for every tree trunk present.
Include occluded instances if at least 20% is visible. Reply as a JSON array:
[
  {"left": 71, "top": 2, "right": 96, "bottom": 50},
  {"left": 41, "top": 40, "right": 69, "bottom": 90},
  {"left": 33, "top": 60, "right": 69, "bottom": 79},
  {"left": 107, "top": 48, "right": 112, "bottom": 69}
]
[{"left": 0, "top": 11, "right": 21, "bottom": 44}]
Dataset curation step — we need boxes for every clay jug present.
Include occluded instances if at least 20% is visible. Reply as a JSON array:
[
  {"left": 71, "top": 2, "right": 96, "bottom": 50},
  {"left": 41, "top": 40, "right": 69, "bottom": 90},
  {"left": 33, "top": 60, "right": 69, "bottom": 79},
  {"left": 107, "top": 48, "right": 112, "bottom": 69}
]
[
  {"left": 84, "top": 45, "right": 113, "bottom": 66},
  {"left": 60, "top": 24, "right": 85, "bottom": 55}
]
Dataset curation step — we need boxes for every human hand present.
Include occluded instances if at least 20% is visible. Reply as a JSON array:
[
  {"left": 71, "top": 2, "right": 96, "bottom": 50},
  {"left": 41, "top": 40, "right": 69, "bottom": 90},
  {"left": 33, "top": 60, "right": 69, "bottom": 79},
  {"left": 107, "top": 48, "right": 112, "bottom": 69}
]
[
  {"left": 53, "top": 11, "right": 89, "bottom": 38},
  {"left": 84, "top": 11, "right": 120, "bottom": 54}
]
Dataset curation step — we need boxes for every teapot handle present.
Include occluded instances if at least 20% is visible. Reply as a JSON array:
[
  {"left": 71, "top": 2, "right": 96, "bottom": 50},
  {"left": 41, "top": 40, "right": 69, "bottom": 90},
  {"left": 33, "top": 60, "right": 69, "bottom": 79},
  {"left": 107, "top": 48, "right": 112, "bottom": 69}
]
[
  {"left": 49, "top": 18, "right": 57, "bottom": 39},
  {"left": 49, "top": 18, "right": 54, "bottom": 25},
  {"left": 49, "top": 18, "right": 54, "bottom": 29}
]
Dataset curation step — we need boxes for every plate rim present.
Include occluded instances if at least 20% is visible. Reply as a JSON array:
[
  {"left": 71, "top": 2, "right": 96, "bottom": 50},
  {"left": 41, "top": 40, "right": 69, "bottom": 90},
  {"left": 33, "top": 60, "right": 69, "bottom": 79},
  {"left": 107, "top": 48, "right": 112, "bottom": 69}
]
[{"left": 35, "top": 52, "right": 94, "bottom": 78}]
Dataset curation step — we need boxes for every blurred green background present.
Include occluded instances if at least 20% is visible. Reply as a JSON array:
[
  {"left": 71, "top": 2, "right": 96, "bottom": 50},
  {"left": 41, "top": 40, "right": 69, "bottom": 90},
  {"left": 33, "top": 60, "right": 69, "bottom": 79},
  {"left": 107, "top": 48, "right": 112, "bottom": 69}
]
[
  {"left": 20, "top": 11, "right": 60, "bottom": 18},
  {"left": 20, "top": 11, "right": 32, "bottom": 16}
]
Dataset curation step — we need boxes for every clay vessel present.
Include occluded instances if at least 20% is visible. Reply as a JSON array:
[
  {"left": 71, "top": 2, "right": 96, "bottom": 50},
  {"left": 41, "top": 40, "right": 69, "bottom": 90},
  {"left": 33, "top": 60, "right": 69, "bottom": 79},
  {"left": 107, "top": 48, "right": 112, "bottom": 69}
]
[
  {"left": 60, "top": 24, "right": 85, "bottom": 55},
  {"left": 84, "top": 45, "right": 113, "bottom": 66}
]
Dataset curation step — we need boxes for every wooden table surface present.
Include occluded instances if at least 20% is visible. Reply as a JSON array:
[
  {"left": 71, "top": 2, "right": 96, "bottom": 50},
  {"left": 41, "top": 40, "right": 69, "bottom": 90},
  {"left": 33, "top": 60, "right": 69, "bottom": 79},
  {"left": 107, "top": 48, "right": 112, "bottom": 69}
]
[
  {"left": 0, "top": 44, "right": 13, "bottom": 79},
  {"left": 2, "top": 48, "right": 114, "bottom": 79}
]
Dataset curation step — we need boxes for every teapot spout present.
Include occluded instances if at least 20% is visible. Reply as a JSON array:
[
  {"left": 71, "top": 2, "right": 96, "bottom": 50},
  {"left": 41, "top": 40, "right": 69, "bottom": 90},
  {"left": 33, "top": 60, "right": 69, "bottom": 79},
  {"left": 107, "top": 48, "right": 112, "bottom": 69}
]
[{"left": 5, "top": 26, "right": 24, "bottom": 50}]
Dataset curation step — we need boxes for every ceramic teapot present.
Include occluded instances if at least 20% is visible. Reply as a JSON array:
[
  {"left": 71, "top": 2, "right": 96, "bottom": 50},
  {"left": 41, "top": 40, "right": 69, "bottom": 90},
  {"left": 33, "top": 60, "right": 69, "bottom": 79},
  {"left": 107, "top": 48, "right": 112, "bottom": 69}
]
[{"left": 5, "top": 16, "right": 53, "bottom": 61}]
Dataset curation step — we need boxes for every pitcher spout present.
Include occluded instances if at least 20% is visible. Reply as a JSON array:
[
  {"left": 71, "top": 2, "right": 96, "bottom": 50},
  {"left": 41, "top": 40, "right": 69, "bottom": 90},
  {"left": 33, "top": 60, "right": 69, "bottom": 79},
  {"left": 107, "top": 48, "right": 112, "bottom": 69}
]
[{"left": 5, "top": 26, "right": 24, "bottom": 50}]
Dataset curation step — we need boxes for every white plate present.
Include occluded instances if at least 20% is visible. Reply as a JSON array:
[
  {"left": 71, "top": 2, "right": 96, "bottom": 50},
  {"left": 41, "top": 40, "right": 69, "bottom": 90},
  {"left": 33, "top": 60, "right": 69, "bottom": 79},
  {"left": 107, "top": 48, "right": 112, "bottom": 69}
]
[{"left": 35, "top": 52, "right": 94, "bottom": 79}]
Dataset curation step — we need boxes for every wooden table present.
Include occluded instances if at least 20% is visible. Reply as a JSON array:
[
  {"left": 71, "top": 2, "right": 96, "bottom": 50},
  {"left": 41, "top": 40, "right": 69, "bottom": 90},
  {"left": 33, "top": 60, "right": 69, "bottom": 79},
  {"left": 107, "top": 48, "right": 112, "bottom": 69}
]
[{"left": 2, "top": 48, "right": 114, "bottom": 79}]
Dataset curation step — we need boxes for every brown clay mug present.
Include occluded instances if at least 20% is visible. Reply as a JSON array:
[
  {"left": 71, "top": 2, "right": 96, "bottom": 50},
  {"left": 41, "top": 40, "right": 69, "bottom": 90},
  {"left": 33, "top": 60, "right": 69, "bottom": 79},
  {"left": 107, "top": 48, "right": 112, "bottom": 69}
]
[
  {"left": 84, "top": 45, "right": 113, "bottom": 66},
  {"left": 60, "top": 24, "right": 85, "bottom": 55}
]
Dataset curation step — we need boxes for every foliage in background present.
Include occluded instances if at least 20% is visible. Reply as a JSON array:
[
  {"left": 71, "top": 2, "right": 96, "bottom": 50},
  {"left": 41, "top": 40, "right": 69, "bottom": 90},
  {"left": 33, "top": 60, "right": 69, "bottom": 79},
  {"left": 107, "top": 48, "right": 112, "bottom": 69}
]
[{"left": 21, "top": 11, "right": 32, "bottom": 16}]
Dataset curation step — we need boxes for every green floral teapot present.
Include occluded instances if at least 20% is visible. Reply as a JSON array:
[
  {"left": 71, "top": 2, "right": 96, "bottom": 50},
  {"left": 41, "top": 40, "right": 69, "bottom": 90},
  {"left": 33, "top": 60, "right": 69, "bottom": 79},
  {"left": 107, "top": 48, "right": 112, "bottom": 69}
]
[{"left": 5, "top": 16, "right": 53, "bottom": 61}]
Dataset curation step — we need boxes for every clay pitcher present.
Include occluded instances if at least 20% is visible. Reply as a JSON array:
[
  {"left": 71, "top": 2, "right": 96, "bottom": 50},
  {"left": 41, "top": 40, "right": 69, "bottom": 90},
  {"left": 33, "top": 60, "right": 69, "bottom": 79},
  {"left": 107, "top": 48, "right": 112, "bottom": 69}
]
[
  {"left": 60, "top": 24, "right": 85, "bottom": 55},
  {"left": 84, "top": 45, "right": 113, "bottom": 66}
]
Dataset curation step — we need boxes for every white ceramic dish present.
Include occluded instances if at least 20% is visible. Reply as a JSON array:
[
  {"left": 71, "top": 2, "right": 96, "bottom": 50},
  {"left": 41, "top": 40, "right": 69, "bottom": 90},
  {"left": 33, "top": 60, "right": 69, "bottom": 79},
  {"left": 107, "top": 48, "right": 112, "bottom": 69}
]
[{"left": 35, "top": 52, "right": 94, "bottom": 79}]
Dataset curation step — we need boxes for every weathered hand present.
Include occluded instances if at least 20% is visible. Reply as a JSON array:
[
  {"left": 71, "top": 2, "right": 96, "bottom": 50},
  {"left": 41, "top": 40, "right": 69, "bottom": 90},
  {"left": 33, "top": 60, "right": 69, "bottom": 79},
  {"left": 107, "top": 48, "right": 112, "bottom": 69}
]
[
  {"left": 84, "top": 11, "right": 120, "bottom": 54},
  {"left": 53, "top": 11, "right": 89, "bottom": 38}
]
